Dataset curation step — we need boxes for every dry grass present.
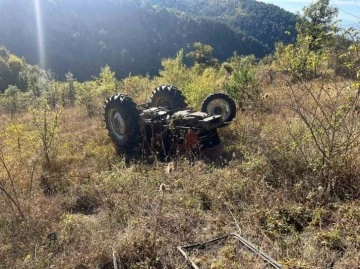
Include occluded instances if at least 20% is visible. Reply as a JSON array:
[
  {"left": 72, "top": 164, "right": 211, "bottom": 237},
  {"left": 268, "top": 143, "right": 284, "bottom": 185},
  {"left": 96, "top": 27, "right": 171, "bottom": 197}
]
[{"left": 0, "top": 76, "right": 360, "bottom": 269}]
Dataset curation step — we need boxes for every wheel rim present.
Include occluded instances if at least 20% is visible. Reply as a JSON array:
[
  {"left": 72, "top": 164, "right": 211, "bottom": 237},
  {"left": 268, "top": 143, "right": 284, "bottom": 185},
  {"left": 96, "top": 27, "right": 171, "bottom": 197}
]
[
  {"left": 109, "top": 109, "right": 125, "bottom": 141},
  {"left": 206, "top": 99, "right": 231, "bottom": 121}
]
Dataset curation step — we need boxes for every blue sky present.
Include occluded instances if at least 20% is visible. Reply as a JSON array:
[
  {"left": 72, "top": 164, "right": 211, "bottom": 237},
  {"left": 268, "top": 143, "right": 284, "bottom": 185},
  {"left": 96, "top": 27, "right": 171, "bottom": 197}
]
[{"left": 258, "top": 0, "right": 360, "bottom": 28}]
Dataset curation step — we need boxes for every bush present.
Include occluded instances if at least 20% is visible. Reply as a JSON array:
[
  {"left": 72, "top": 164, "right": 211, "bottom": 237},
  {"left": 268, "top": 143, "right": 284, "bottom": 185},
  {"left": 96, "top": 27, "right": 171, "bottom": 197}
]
[
  {"left": 76, "top": 81, "right": 99, "bottom": 117},
  {"left": 263, "top": 79, "right": 360, "bottom": 200},
  {"left": 0, "top": 122, "right": 39, "bottom": 220},
  {"left": 225, "top": 55, "right": 261, "bottom": 110},
  {"left": 31, "top": 101, "right": 61, "bottom": 169},
  {"left": 95, "top": 65, "right": 118, "bottom": 98},
  {"left": 158, "top": 49, "right": 190, "bottom": 90},
  {"left": 182, "top": 66, "right": 221, "bottom": 108},
  {"left": 121, "top": 74, "right": 154, "bottom": 103}
]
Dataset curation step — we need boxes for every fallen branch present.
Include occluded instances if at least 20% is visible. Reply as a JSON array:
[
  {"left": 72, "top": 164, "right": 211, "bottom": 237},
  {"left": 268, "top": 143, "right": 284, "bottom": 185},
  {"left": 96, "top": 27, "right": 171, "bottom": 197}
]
[{"left": 177, "top": 233, "right": 283, "bottom": 269}]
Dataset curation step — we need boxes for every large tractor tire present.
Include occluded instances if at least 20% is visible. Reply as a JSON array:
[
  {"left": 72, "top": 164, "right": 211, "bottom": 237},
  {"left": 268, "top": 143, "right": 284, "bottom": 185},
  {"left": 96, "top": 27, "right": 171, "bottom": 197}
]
[
  {"left": 103, "top": 94, "right": 141, "bottom": 155},
  {"left": 200, "top": 93, "right": 236, "bottom": 122},
  {"left": 151, "top": 85, "right": 187, "bottom": 110}
]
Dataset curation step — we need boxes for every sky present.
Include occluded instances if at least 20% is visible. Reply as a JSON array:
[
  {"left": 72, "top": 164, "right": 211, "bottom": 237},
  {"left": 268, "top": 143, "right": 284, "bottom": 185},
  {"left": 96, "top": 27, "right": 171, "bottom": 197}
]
[{"left": 258, "top": 0, "right": 360, "bottom": 28}]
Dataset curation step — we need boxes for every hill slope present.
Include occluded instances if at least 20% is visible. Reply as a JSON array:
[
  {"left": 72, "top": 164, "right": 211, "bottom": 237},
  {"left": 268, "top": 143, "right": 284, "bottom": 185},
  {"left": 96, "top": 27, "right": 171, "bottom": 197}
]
[
  {"left": 149, "top": 0, "right": 296, "bottom": 51},
  {"left": 0, "top": 0, "right": 296, "bottom": 80}
]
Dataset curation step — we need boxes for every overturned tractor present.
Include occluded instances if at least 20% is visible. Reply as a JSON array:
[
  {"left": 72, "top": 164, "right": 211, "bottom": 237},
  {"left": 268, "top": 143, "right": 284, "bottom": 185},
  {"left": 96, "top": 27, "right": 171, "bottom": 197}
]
[{"left": 103, "top": 85, "right": 236, "bottom": 161}]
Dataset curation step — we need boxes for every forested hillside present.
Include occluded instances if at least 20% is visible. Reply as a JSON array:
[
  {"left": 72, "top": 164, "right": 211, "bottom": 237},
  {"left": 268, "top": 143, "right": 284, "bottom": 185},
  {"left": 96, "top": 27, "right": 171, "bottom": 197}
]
[
  {"left": 0, "top": 0, "right": 296, "bottom": 80},
  {"left": 149, "top": 0, "right": 296, "bottom": 51}
]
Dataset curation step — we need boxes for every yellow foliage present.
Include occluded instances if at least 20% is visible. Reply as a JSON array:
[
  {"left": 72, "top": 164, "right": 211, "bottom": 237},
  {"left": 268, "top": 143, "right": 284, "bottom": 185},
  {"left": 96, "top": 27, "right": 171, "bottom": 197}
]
[
  {"left": 121, "top": 75, "right": 154, "bottom": 103},
  {"left": 182, "top": 66, "right": 223, "bottom": 108}
]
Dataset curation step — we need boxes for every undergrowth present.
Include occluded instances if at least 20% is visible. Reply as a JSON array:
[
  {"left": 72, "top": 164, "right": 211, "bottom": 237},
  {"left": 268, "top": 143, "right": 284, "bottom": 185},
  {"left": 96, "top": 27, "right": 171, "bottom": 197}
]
[{"left": 1, "top": 71, "right": 359, "bottom": 269}]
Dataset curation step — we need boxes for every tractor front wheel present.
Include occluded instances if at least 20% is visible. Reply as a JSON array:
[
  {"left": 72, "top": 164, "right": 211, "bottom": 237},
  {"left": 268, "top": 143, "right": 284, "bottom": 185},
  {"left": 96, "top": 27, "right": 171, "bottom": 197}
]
[{"left": 201, "top": 93, "right": 236, "bottom": 122}]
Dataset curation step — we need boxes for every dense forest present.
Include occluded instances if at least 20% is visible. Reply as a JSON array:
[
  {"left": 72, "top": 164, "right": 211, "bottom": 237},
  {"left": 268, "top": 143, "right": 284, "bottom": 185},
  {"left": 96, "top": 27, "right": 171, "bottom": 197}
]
[
  {"left": 0, "top": 0, "right": 296, "bottom": 81},
  {"left": 149, "top": 0, "right": 296, "bottom": 51}
]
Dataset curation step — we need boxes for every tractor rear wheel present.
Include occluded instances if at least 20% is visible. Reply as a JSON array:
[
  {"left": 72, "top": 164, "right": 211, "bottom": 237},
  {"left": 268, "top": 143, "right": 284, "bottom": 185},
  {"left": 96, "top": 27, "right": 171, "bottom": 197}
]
[
  {"left": 151, "top": 85, "right": 187, "bottom": 110},
  {"left": 103, "top": 94, "right": 141, "bottom": 155}
]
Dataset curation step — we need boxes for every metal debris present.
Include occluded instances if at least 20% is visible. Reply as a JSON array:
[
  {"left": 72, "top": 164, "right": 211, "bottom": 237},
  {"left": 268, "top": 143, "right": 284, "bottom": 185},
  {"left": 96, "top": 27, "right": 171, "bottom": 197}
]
[{"left": 177, "top": 233, "right": 283, "bottom": 269}]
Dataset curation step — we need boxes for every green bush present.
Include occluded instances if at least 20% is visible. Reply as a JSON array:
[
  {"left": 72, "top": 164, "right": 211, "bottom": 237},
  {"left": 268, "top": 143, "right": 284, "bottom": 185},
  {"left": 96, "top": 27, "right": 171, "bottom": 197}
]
[
  {"left": 0, "top": 85, "right": 32, "bottom": 116},
  {"left": 225, "top": 55, "right": 260, "bottom": 110}
]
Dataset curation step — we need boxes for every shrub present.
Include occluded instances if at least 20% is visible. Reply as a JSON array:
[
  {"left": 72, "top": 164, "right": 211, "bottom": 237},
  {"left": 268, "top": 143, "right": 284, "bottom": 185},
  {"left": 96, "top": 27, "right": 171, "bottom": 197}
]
[
  {"left": 31, "top": 101, "right": 61, "bottom": 169},
  {"left": 264, "top": 79, "right": 360, "bottom": 200},
  {"left": 95, "top": 65, "right": 118, "bottom": 98},
  {"left": 225, "top": 55, "right": 261, "bottom": 110},
  {"left": 0, "top": 122, "right": 39, "bottom": 220},
  {"left": 1, "top": 85, "right": 21, "bottom": 116},
  {"left": 76, "top": 81, "right": 99, "bottom": 117},
  {"left": 158, "top": 49, "right": 190, "bottom": 90},
  {"left": 121, "top": 74, "right": 153, "bottom": 103},
  {"left": 182, "top": 66, "right": 220, "bottom": 108}
]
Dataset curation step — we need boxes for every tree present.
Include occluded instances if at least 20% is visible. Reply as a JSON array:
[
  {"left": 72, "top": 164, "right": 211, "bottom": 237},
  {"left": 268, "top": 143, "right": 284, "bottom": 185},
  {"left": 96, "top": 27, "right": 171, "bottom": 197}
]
[
  {"left": 186, "top": 42, "right": 218, "bottom": 68},
  {"left": 0, "top": 48, "right": 27, "bottom": 92},
  {"left": 273, "top": 0, "right": 339, "bottom": 80},
  {"left": 8, "top": 54, "right": 27, "bottom": 90},
  {"left": 65, "top": 72, "right": 76, "bottom": 106},
  {"left": 20, "top": 65, "right": 44, "bottom": 97},
  {"left": 296, "top": 0, "right": 338, "bottom": 51},
  {"left": 0, "top": 58, "right": 11, "bottom": 92},
  {"left": 159, "top": 49, "right": 190, "bottom": 88},
  {"left": 76, "top": 81, "right": 98, "bottom": 117},
  {"left": 96, "top": 65, "right": 117, "bottom": 97},
  {"left": 225, "top": 54, "right": 260, "bottom": 109},
  {"left": 334, "top": 28, "right": 360, "bottom": 79},
  {"left": 273, "top": 38, "right": 325, "bottom": 80},
  {"left": 43, "top": 71, "right": 59, "bottom": 109},
  {"left": 2, "top": 85, "right": 20, "bottom": 116}
]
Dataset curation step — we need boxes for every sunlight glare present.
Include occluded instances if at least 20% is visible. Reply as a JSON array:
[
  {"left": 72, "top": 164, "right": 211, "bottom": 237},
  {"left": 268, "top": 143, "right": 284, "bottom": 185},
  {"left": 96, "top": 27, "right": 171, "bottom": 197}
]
[{"left": 34, "top": 0, "right": 46, "bottom": 69}]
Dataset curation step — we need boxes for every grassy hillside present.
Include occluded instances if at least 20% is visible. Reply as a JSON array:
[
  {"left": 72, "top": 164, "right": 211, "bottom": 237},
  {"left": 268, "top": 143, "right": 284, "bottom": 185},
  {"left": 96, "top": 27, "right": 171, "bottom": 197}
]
[
  {"left": 1, "top": 1, "right": 359, "bottom": 264},
  {"left": 0, "top": 56, "right": 359, "bottom": 268}
]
